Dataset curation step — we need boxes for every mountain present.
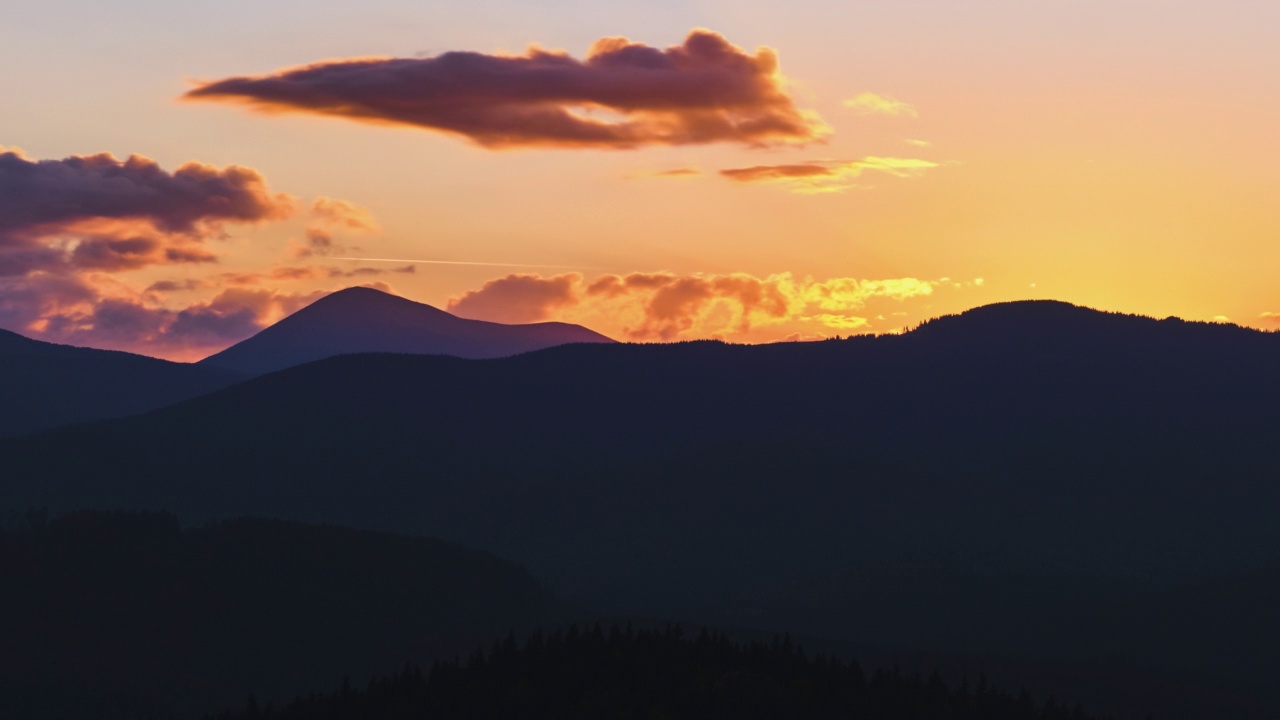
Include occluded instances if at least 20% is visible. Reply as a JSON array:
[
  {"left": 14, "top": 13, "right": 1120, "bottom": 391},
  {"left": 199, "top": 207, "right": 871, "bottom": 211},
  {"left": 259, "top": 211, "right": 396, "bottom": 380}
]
[
  {"left": 5, "top": 300, "right": 1280, "bottom": 717},
  {"left": 0, "top": 510, "right": 580, "bottom": 720},
  {"left": 198, "top": 286, "right": 615, "bottom": 375},
  {"left": 0, "top": 328, "right": 242, "bottom": 437}
]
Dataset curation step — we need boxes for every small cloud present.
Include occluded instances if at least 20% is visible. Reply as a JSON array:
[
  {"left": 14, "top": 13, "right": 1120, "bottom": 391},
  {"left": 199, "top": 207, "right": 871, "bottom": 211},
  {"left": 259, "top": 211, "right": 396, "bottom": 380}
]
[
  {"left": 802, "top": 314, "right": 870, "bottom": 330},
  {"left": 655, "top": 167, "right": 702, "bottom": 177},
  {"left": 1213, "top": 315, "right": 1230, "bottom": 323},
  {"left": 447, "top": 273, "right": 581, "bottom": 324},
  {"left": 844, "top": 92, "right": 918, "bottom": 118},
  {"left": 781, "top": 331, "right": 827, "bottom": 342},
  {"left": 310, "top": 197, "right": 378, "bottom": 232},
  {"left": 904, "top": 138, "right": 932, "bottom": 148},
  {"left": 719, "top": 156, "right": 939, "bottom": 194},
  {"left": 327, "top": 264, "right": 415, "bottom": 278},
  {"left": 301, "top": 197, "right": 379, "bottom": 257}
]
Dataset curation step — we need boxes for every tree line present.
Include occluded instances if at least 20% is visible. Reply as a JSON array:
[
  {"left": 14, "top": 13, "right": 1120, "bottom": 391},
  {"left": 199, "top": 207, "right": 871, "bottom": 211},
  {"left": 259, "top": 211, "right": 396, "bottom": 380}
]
[{"left": 210, "top": 624, "right": 1140, "bottom": 720}]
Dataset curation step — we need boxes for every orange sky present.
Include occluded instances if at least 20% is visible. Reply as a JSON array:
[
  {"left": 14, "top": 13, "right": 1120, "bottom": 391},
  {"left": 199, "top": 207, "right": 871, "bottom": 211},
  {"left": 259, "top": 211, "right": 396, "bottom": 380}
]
[{"left": 1, "top": 0, "right": 1277, "bottom": 360}]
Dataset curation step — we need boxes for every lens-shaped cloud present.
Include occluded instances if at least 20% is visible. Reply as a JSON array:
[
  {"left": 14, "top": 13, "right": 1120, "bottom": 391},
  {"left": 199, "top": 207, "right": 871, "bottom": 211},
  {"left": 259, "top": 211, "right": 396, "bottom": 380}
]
[{"left": 183, "top": 30, "right": 830, "bottom": 150}]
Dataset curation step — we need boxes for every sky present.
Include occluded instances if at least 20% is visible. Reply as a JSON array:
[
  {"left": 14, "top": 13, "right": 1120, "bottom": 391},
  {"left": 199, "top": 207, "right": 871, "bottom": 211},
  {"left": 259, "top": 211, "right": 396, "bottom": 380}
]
[{"left": 1, "top": 0, "right": 1277, "bottom": 360}]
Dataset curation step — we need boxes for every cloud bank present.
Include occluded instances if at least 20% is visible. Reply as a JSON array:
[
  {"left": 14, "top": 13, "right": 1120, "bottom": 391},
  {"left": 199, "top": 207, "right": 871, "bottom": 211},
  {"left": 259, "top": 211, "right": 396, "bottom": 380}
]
[
  {"left": 0, "top": 147, "right": 292, "bottom": 277},
  {"left": 0, "top": 273, "right": 399, "bottom": 361},
  {"left": 449, "top": 271, "right": 946, "bottom": 340},
  {"left": 184, "top": 30, "right": 829, "bottom": 149},
  {"left": 0, "top": 147, "right": 394, "bottom": 360}
]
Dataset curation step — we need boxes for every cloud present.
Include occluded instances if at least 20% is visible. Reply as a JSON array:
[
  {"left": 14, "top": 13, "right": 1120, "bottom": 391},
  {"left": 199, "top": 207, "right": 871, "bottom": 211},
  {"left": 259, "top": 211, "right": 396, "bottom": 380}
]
[
  {"left": 447, "top": 270, "right": 947, "bottom": 341},
  {"left": 1261, "top": 311, "right": 1280, "bottom": 325},
  {"left": 68, "top": 235, "right": 219, "bottom": 271},
  {"left": 448, "top": 273, "right": 581, "bottom": 324},
  {"left": 719, "top": 156, "right": 939, "bottom": 193},
  {"left": 844, "top": 92, "right": 918, "bottom": 118},
  {"left": 655, "top": 167, "right": 703, "bottom": 177},
  {"left": 300, "top": 197, "right": 379, "bottom": 258},
  {"left": 145, "top": 263, "right": 415, "bottom": 292},
  {"left": 162, "top": 287, "right": 330, "bottom": 347},
  {"left": 585, "top": 272, "right": 791, "bottom": 339},
  {"left": 183, "top": 29, "right": 829, "bottom": 150},
  {"left": 327, "top": 264, "right": 414, "bottom": 278},
  {"left": 0, "top": 148, "right": 402, "bottom": 360},
  {"left": 0, "top": 271, "right": 396, "bottom": 361},
  {"left": 310, "top": 197, "right": 378, "bottom": 231},
  {"left": 0, "top": 147, "right": 293, "bottom": 276}
]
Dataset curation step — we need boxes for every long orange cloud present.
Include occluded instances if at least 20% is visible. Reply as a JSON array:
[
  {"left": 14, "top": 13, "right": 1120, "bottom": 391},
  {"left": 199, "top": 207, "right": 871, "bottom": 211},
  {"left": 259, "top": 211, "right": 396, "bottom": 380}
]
[{"left": 183, "top": 30, "right": 829, "bottom": 150}]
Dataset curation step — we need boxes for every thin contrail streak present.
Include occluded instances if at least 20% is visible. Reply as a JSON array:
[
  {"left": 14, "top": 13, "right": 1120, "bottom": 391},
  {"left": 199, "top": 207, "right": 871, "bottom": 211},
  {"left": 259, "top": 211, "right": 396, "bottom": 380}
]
[{"left": 331, "top": 256, "right": 592, "bottom": 270}]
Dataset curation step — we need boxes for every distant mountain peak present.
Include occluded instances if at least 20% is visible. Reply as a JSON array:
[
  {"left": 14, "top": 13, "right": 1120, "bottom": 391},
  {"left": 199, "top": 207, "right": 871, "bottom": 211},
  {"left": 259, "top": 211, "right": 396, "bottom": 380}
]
[
  {"left": 310, "top": 285, "right": 429, "bottom": 308},
  {"left": 286, "top": 284, "right": 455, "bottom": 320},
  {"left": 199, "top": 286, "right": 614, "bottom": 375}
]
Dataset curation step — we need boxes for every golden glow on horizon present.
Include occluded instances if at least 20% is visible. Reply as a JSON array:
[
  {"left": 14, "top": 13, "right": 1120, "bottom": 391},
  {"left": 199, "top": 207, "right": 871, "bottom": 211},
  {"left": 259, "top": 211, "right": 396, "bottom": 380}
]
[{"left": 444, "top": 270, "right": 969, "bottom": 342}]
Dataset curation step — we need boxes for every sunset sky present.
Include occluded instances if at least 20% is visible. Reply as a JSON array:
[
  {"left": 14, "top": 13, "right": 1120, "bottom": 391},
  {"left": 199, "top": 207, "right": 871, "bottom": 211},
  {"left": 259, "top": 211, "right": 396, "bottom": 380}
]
[{"left": 2, "top": 0, "right": 1277, "bottom": 360}]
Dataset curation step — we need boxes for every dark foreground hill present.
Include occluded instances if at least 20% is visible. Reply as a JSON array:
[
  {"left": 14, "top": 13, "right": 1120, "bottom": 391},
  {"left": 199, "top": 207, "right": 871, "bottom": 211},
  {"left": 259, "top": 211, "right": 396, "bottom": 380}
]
[
  {"left": 5, "top": 300, "right": 1280, "bottom": 717},
  {"left": 208, "top": 625, "right": 1120, "bottom": 720},
  {"left": 0, "top": 328, "right": 241, "bottom": 437},
  {"left": 198, "top": 286, "right": 614, "bottom": 375},
  {"left": 0, "top": 511, "right": 579, "bottom": 720}
]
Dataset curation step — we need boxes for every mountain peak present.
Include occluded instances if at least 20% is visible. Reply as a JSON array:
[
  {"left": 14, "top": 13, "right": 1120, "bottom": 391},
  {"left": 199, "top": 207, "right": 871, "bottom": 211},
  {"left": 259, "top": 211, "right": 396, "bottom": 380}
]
[
  {"left": 288, "top": 285, "right": 454, "bottom": 325},
  {"left": 199, "top": 287, "right": 614, "bottom": 375},
  {"left": 312, "top": 285, "right": 417, "bottom": 306}
]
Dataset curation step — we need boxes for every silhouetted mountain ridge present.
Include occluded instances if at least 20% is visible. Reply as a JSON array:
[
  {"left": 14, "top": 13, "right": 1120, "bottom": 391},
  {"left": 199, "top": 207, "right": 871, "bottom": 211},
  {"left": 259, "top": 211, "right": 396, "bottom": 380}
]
[
  {"left": 198, "top": 286, "right": 614, "bottom": 375},
  {"left": 0, "top": 328, "right": 243, "bottom": 437},
  {"left": 5, "top": 299, "right": 1279, "bottom": 718},
  {"left": 911, "top": 300, "right": 1267, "bottom": 362}
]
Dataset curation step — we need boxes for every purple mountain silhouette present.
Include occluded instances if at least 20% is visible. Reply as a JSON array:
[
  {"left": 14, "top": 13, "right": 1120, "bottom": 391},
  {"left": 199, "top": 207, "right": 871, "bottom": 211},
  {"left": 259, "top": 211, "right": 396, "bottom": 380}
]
[{"left": 198, "top": 286, "right": 615, "bottom": 375}]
